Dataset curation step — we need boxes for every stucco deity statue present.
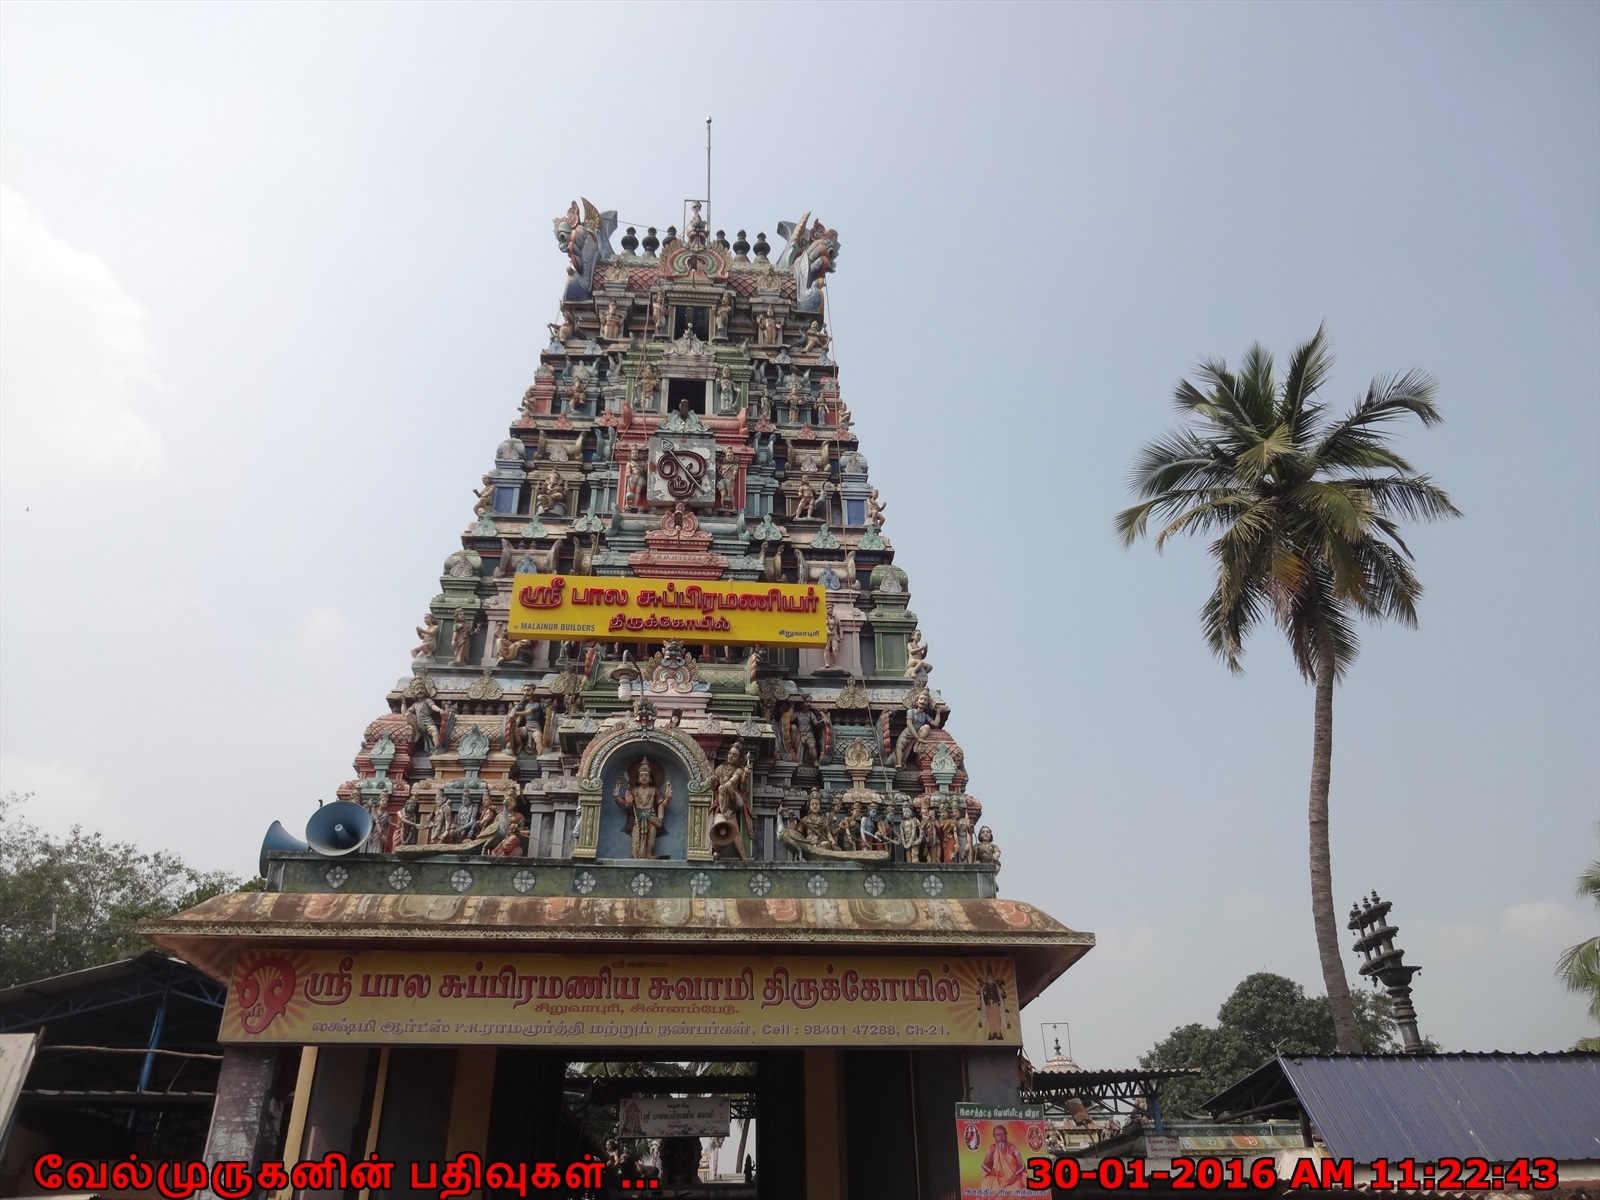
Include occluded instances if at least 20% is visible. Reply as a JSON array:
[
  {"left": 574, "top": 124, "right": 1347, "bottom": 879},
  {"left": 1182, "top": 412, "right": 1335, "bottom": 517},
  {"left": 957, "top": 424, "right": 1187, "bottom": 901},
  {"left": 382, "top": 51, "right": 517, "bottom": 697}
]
[
  {"left": 637, "top": 358, "right": 660, "bottom": 410},
  {"left": 835, "top": 398, "right": 854, "bottom": 433},
  {"left": 904, "top": 629, "right": 931, "bottom": 678},
  {"left": 494, "top": 626, "right": 535, "bottom": 668},
  {"left": 782, "top": 698, "right": 831, "bottom": 767},
  {"left": 685, "top": 201, "right": 708, "bottom": 248},
  {"left": 714, "top": 295, "right": 731, "bottom": 339},
  {"left": 534, "top": 469, "right": 566, "bottom": 516},
  {"left": 845, "top": 801, "right": 864, "bottom": 850},
  {"left": 566, "top": 366, "right": 591, "bottom": 413},
  {"left": 828, "top": 797, "right": 850, "bottom": 850},
  {"left": 717, "top": 365, "right": 736, "bottom": 413},
  {"left": 800, "top": 790, "right": 831, "bottom": 846},
  {"left": 552, "top": 198, "right": 616, "bottom": 302},
  {"left": 860, "top": 803, "right": 891, "bottom": 853},
  {"left": 867, "top": 488, "right": 886, "bottom": 528},
  {"left": 473, "top": 475, "right": 495, "bottom": 518},
  {"left": 362, "top": 793, "right": 391, "bottom": 853},
  {"left": 899, "top": 802, "right": 922, "bottom": 863},
  {"left": 650, "top": 293, "right": 667, "bottom": 333},
  {"left": 802, "top": 321, "right": 830, "bottom": 355},
  {"left": 955, "top": 807, "right": 974, "bottom": 863},
  {"left": 709, "top": 742, "right": 754, "bottom": 858},
  {"left": 716, "top": 451, "right": 740, "bottom": 513},
  {"left": 892, "top": 689, "right": 942, "bottom": 768},
  {"left": 620, "top": 445, "right": 648, "bottom": 512},
  {"left": 973, "top": 826, "right": 1001, "bottom": 872},
  {"left": 412, "top": 613, "right": 439, "bottom": 659},
  {"left": 920, "top": 802, "right": 941, "bottom": 862},
  {"left": 450, "top": 609, "right": 476, "bottom": 664},
  {"left": 406, "top": 694, "right": 452, "bottom": 758},
  {"left": 822, "top": 608, "right": 842, "bottom": 670},
  {"left": 397, "top": 795, "right": 423, "bottom": 846},
  {"left": 795, "top": 475, "right": 821, "bottom": 520},
  {"left": 758, "top": 305, "right": 779, "bottom": 345},
  {"left": 937, "top": 799, "right": 957, "bottom": 864},
  {"left": 613, "top": 758, "right": 671, "bottom": 859},
  {"left": 775, "top": 216, "right": 840, "bottom": 313},
  {"left": 488, "top": 804, "right": 526, "bottom": 858},
  {"left": 429, "top": 798, "right": 455, "bottom": 845},
  {"left": 474, "top": 790, "right": 501, "bottom": 839},
  {"left": 601, "top": 301, "right": 624, "bottom": 341},
  {"left": 504, "top": 685, "right": 548, "bottom": 757}
]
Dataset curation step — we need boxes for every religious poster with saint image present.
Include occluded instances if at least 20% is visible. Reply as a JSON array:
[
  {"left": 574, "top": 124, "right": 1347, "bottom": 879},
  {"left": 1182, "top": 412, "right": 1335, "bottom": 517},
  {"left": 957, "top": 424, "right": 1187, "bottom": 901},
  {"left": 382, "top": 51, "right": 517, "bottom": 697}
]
[{"left": 954, "top": 1104, "right": 1046, "bottom": 1200}]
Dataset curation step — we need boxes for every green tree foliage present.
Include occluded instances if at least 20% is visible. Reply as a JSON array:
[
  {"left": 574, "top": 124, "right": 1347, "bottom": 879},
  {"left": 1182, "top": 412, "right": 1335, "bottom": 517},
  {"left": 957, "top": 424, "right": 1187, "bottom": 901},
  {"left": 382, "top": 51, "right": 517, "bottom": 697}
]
[
  {"left": 1555, "top": 847, "right": 1600, "bottom": 1050},
  {"left": 1117, "top": 328, "right": 1459, "bottom": 1051},
  {"left": 1140, "top": 972, "right": 1436, "bottom": 1117},
  {"left": 0, "top": 792, "right": 244, "bottom": 988}
]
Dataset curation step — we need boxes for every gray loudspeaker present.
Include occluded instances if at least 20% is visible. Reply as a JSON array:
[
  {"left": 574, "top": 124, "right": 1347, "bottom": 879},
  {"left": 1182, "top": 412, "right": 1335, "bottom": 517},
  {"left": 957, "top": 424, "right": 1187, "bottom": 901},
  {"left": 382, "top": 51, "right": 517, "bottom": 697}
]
[
  {"left": 304, "top": 800, "right": 373, "bottom": 857},
  {"left": 258, "top": 820, "right": 311, "bottom": 877}
]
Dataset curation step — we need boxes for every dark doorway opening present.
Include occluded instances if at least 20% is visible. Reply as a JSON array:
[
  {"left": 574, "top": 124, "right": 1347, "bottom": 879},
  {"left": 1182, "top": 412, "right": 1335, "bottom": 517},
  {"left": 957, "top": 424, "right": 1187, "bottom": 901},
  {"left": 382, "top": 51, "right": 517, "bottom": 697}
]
[
  {"left": 668, "top": 378, "right": 709, "bottom": 414},
  {"left": 673, "top": 306, "right": 711, "bottom": 341}
]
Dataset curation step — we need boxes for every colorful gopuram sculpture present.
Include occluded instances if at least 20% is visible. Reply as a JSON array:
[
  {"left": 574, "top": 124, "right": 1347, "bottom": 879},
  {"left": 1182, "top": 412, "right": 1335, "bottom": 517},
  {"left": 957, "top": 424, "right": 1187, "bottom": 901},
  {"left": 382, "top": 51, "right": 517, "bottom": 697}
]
[{"left": 333, "top": 204, "right": 994, "bottom": 871}]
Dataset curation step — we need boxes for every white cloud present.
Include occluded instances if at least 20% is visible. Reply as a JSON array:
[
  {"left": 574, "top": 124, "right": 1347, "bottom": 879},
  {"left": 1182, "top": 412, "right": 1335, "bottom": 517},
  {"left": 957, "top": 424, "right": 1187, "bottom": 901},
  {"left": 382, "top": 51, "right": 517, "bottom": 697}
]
[
  {"left": 0, "top": 186, "right": 163, "bottom": 482},
  {"left": 1500, "top": 900, "right": 1594, "bottom": 945}
]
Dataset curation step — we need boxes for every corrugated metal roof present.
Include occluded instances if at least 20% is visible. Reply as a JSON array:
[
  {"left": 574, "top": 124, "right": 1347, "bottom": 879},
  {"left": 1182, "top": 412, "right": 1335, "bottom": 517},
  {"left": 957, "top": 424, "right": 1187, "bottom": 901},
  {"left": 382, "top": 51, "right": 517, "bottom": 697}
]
[{"left": 1276, "top": 1053, "right": 1600, "bottom": 1162}]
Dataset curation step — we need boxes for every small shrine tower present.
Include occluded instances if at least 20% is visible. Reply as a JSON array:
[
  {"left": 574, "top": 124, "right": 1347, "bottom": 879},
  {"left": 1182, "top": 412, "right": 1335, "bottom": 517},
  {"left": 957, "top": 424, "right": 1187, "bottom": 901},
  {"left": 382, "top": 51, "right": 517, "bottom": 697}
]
[{"left": 146, "top": 199, "right": 1094, "bottom": 1198}]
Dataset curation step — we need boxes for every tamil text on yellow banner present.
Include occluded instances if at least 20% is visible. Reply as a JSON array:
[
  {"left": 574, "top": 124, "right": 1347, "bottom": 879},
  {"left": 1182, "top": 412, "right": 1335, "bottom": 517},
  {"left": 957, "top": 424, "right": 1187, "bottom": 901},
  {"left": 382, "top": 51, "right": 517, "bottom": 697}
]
[
  {"left": 508, "top": 574, "right": 826, "bottom": 647},
  {"left": 219, "top": 951, "right": 1019, "bottom": 1047}
]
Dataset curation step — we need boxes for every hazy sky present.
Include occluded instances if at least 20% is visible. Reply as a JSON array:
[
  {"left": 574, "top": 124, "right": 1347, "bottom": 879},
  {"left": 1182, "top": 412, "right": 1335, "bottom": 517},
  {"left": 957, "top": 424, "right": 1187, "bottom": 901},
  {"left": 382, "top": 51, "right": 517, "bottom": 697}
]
[{"left": 2, "top": 2, "right": 1596, "bottom": 1069}]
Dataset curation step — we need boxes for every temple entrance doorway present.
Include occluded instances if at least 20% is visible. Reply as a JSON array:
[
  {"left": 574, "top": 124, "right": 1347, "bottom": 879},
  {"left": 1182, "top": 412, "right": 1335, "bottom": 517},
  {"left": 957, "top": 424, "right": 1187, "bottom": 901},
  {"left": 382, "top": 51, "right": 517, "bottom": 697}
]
[
  {"left": 568, "top": 1059, "right": 757, "bottom": 1197},
  {"left": 486, "top": 1050, "right": 804, "bottom": 1200}
]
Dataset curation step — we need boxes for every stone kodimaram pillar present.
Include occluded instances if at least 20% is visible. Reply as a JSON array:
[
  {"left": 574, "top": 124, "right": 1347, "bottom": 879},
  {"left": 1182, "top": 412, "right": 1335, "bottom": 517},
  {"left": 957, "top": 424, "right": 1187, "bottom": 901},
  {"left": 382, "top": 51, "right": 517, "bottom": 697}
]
[{"left": 144, "top": 199, "right": 1094, "bottom": 1199}]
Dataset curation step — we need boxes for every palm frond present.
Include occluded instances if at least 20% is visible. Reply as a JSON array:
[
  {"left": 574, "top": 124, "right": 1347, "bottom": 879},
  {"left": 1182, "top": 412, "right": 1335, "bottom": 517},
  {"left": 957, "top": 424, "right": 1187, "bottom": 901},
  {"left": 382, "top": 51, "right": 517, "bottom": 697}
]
[
  {"left": 1281, "top": 324, "right": 1334, "bottom": 436},
  {"left": 1236, "top": 344, "right": 1279, "bottom": 432},
  {"left": 1202, "top": 575, "right": 1267, "bottom": 673},
  {"left": 1126, "top": 429, "right": 1235, "bottom": 499},
  {"left": 1555, "top": 935, "right": 1600, "bottom": 1022},
  {"left": 1316, "top": 431, "right": 1416, "bottom": 475},
  {"left": 1153, "top": 494, "right": 1256, "bottom": 552},
  {"left": 1285, "top": 480, "right": 1372, "bottom": 542},
  {"left": 1576, "top": 859, "right": 1600, "bottom": 904},
  {"left": 1235, "top": 424, "right": 1304, "bottom": 487},
  {"left": 1357, "top": 538, "right": 1423, "bottom": 627},
  {"left": 1283, "top": 572, "right": 1361, "bottom": 681},
  {"left": 1345, "top": 475, "right": 1462, "bottom": 523},
  {"left": 1316, "top": 369, "right": 1443, "bottom": 462},
  {"left": 1116, "top": 487, "right": 1242, "bottom": 547}
]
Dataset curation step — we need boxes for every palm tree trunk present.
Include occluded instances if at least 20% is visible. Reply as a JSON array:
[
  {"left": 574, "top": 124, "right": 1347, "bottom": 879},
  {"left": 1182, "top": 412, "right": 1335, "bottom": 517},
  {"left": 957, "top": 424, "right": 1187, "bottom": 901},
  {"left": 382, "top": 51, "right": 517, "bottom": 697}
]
[{"left": 1310, "top": 623, "right": 1363, "bottom": 1052}]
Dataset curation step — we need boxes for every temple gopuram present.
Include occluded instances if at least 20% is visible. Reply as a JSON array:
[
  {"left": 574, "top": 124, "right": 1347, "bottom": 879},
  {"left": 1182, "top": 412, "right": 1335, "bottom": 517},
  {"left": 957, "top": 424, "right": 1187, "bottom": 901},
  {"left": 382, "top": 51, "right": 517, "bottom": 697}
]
[{"left": 144, "top": 199, "right": 1094, "bottom": 1199}]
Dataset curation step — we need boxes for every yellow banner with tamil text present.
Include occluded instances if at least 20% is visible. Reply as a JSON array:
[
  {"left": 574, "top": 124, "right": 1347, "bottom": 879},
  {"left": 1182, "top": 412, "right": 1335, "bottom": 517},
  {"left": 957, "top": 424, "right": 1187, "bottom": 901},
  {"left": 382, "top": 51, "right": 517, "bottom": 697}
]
[
  {"left": 508, "top": 573, "right": 826, "bottom": 647},
  {"left": 219, "top": 950, "right": 1019, "bottom": 1047}
]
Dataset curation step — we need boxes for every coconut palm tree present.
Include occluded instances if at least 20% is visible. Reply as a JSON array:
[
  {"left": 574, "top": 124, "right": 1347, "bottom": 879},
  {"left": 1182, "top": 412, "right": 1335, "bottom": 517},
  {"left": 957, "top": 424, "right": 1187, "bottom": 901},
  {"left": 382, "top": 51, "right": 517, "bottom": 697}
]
[
  {"left": 1116, "top": 327, "right": 1459, "bottom": 1051},
  {"left": 1556, "top": 848, "right": 1600, "bottom": 1050}
]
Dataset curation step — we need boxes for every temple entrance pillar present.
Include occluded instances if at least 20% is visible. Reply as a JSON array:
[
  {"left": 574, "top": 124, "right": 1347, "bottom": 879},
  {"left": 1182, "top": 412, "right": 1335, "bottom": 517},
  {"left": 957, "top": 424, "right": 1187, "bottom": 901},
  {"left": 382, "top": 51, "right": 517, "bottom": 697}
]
[{"left": 803, "top": 1049, "right": 845, "bottom": 1200}]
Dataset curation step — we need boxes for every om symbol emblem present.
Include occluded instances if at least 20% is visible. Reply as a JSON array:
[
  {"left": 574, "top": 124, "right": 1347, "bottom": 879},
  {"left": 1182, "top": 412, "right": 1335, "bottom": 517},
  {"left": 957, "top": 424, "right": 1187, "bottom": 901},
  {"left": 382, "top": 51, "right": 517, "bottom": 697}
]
[
  {"left": 655, "top": 445, "right": 708, "bottom": 499},
  {"left": 648, "top": 435, "right": 716, "bottom": 505}
]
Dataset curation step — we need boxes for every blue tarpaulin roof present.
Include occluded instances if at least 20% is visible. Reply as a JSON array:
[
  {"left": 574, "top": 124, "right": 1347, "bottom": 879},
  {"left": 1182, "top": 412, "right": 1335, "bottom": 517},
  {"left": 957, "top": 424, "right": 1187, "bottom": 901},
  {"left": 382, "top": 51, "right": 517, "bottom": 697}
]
[{"left": 1209, "top": 1053, "right": 1600, "bottom": 1162}]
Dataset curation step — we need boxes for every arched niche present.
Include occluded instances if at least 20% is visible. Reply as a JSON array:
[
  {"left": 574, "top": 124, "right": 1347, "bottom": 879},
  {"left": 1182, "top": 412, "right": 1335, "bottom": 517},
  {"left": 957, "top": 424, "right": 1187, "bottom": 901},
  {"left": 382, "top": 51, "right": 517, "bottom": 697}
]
[{"left": 572, "top": 725, "right": 713, "bottom": 862}]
